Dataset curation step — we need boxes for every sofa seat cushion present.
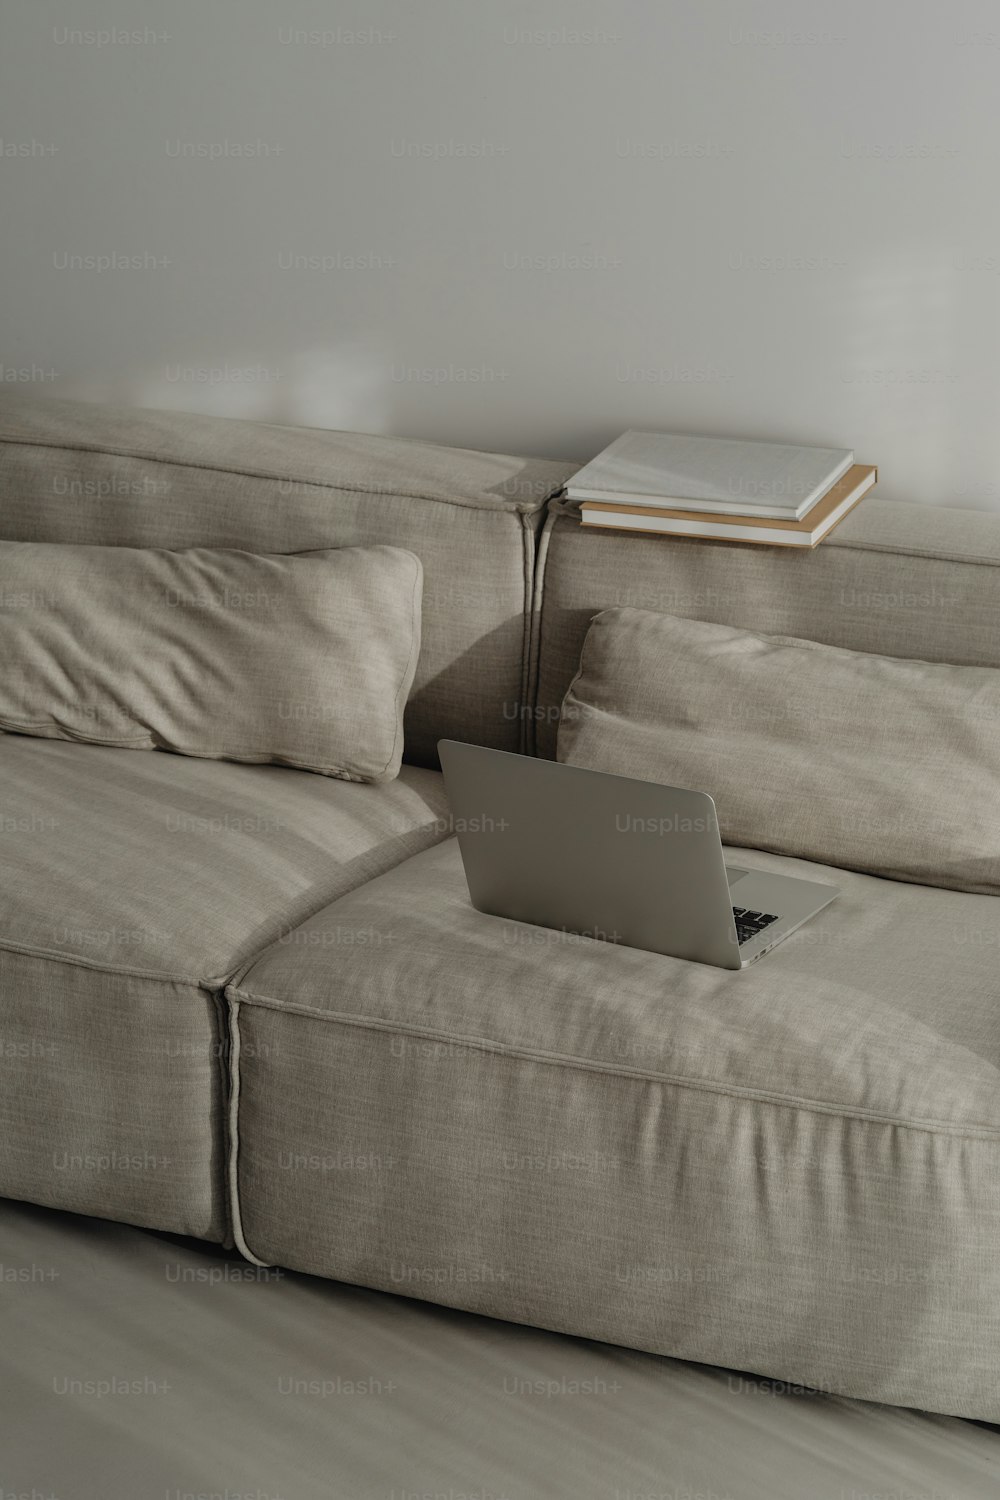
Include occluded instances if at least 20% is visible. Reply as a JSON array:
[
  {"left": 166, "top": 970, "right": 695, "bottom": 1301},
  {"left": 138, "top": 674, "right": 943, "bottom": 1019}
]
[
  {"left": 0, "top": 735, "right": 450, "bottom": 980},
  {"left": 225, "top": 838, "right": 1000, "bottom": 1419},
  {"left": 0, "top": 734, "right": 449, "bottom": 1238}
]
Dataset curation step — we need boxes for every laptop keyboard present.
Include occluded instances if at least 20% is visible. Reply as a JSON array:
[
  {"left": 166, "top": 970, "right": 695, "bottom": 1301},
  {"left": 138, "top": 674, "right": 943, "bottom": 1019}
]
[{"left": 733, "top": 908, "right": 779, "bottom": 946}]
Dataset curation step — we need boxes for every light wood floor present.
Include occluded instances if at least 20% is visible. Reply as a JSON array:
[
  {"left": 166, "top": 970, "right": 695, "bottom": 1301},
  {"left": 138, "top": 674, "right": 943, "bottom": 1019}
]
[{"left": 1, "top": 1198, "right": 997, "bottom": 1500}]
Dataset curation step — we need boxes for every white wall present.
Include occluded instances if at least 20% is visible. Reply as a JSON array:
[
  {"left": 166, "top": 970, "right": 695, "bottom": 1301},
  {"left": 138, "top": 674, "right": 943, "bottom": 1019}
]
[{"left": 3, "top": 0, "right": 1000, "bottom": 509}]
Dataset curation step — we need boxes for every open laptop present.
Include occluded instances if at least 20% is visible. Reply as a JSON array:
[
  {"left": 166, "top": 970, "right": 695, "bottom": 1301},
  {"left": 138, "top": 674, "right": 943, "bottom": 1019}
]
[{"left": 438, "top": 741, "right": 838, "bottom": 970}]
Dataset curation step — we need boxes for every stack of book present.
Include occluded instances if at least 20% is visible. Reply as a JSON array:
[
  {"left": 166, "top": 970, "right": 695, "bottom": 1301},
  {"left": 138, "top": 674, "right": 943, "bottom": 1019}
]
[{"left": 564, "top": 430, "right": 877, "bottom": 547}]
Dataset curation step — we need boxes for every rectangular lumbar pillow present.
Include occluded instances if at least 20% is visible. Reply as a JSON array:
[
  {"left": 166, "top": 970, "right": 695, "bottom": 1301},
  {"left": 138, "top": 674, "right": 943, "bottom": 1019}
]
[
  {"left": 558, "top": 607, "right": 1000, "bottom": 894},
  {"left": 0, "top": 541, "right": 422, "bottom": 782}
]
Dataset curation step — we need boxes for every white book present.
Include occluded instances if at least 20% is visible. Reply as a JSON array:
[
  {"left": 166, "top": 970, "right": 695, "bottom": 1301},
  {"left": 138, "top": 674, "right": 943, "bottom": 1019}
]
[{"left": 565, "top": 430, "right": 855, "bottom": 521}]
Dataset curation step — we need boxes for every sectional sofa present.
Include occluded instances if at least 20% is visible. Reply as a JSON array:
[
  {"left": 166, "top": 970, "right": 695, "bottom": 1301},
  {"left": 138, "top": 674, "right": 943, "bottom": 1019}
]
[{"left": 1, "top": 395, "right": 998, "bottom": 1421}]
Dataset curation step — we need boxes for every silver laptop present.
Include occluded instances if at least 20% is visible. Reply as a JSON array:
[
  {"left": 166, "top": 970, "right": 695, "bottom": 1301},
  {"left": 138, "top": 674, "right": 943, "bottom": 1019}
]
[{"left": 438, "top": 741, "right": 838, "bottom": 970}]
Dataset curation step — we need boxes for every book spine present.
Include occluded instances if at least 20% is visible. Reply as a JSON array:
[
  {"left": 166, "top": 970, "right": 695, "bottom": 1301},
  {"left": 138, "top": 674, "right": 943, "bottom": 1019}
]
[
  {"left": 580, "top": 514, "right": 815, "bottom": 546},
  {"left": 566, "top": 489, "right": 802, "bottom": 520}
]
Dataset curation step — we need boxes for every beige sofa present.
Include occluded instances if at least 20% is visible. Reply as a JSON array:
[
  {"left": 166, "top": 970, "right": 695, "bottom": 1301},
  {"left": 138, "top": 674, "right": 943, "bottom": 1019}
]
[{"left": 1, "top": 395, "right": 998, "bottom": 1420}]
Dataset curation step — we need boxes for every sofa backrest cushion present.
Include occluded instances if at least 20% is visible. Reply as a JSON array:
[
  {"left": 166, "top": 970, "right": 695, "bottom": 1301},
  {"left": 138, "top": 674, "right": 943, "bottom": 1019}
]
[
  {"left": 559, "top": 607, "right": 1000, "bottom": 894},
  {"left": 0, "top": 396, "right": 577, "bottom": 767},
  {"left": 532, "top": 497, "right": 1000, "bottom": 757},
  {"left": 0, "top": 541, "right": 423, "bottom": 783}
]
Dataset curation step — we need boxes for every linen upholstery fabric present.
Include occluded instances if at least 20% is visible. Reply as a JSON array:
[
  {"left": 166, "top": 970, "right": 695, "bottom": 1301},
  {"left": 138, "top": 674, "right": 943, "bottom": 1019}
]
[
  {"left": 0, "top": 396, "right": 578, "bottom": 766},
  {"left": 559, "top": 608, "right": 1000, "bottom": 895},
  {"left": 226, "top": 838, "right": 1000, "bottom": 1420},
  {"left": 0, "top": 540, "right": 422, "bottom": 782},
  {"left": 0, "top": 735, "right": 450, "bottom": 1235},
  {"left": 531, "top": 496, "right": 1000, "bottom": 756}
]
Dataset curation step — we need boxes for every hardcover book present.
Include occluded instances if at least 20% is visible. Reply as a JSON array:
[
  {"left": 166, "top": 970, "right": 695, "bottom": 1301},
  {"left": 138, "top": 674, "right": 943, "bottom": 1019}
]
[{"left": 566, "top": 430, "right": 855, "bottom": 521}]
